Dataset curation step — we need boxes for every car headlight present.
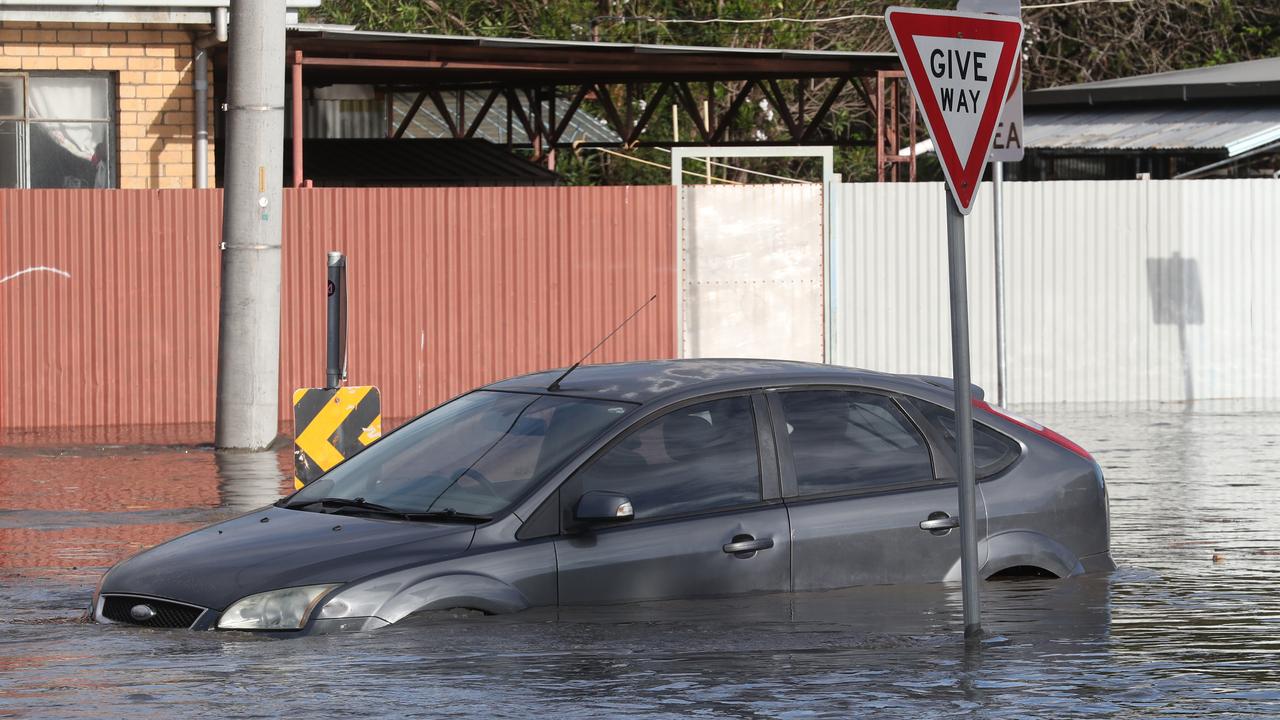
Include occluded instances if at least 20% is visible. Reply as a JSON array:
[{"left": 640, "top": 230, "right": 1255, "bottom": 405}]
[
  {"left": 217, "top": 585, "right": 339, "bottom": 631},
  {"left": 88, "top": 569, "right": 110, "bottom": 620},
  {"left": 91, "top": 571, "right": 107, "bottom": 607}
]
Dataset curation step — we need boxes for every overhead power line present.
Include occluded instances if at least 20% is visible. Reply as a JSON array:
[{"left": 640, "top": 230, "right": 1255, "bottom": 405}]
[
  {"left": 593, "top": 0, "right": 1135, "bottom": 26},
  {"left": 586, "top": 147, "right": 742, "bottom": 184},
  {"left": 1024, "top": 0, "right": 1133, "bottom": 9},
  {"left": 583, "top": 147, "right": 817, "bottom": 185},
  {"left": 645, "top": 13, "right": 881, "bottom": 25},
  {"left": 653, "top": 148, "right": 810, "bottom": 184}
]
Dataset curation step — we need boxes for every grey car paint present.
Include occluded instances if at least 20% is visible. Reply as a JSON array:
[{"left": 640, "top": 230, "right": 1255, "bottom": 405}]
[
  {"left": 555, "top": 504, "right": 792, "bottom": 605},
  {"left": 99, "top": 505, "right": 476, "bottom": 611},
  {"left": 94, "top": 359, "right": 1113, "bottom": 635}
]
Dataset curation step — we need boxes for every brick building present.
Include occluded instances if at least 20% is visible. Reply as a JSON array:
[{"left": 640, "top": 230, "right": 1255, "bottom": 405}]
[{"left": 0, "top": 2, "right": 317, "bottom": 189}]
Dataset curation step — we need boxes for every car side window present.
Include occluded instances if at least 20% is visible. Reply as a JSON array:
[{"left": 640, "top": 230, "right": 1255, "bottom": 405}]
[
  {"left": 910, "top": 400, "right": 1022, "bottom": 478},
  {"left": 572, "top": 395, "right": 761, "bottom": 521},
  {"left": 778, "top": 390, "right": 934, "bottom": 496}
]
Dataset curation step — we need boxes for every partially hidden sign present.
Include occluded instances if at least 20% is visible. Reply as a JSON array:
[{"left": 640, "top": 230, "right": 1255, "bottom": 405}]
[
  {"left": 293, "top": 385, "right": 382, "bottom": 489},
  {"left": 885, "top": 7, "right": 1023, "bottom": 214},
  {"left": 958, "top": 0, "right": 1025, "bottom": 162}
]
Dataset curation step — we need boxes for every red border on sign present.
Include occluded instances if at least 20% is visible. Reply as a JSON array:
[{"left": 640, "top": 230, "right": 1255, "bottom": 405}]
[{"left": 885, "top": 8, "right": 1022, "bottom": 212}]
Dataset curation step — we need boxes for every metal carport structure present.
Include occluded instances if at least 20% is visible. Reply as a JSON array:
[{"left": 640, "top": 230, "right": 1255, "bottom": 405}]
[{"left": 206, "top": 27, "right": 915, "bottom": 185}]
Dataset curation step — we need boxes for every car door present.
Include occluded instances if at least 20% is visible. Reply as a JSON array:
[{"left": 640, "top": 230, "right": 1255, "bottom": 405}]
[
  {"left": 553, "top": 393, "right": 790, "bottom": 605},
  {"left": 769, "top": 388, "right": 970, "bottom": 590}
]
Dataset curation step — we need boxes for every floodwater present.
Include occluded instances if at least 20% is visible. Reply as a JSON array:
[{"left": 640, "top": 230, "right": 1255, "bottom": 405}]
[{"left": 2, "top": 403, "right": 1279, "bottom": 718}]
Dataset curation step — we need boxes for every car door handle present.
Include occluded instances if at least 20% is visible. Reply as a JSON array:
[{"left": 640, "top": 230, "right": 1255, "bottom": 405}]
[
  {"left": 723, "top": 536, "right": 774, "bottom": 554},
  {"left": 919, "top": 514, "right": 960, "bottom": 531}
]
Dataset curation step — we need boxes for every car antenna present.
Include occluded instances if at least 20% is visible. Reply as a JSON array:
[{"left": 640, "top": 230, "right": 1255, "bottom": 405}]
[{"left": 547, "top": 293, "right": 658, "bottom": 392}]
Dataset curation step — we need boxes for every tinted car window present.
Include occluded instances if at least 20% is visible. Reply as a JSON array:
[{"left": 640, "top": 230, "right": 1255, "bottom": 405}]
[
  {"left": 290, "top": 391, "right": 632, "bottom": 516},
  {"left": 912, "top": 401, "right": 1021, "bottom": 478},
  {"left": 779, "top": 390, "right": 934, "bottom": 495},
  {"left": 574, "top": 395, "right": 761, "bottom": 520}
]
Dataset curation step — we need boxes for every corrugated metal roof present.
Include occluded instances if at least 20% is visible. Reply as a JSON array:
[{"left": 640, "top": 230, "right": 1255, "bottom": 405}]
[
  {"left": 282, "top": 26, "right": 899, "bottom": 86},
  {"left": 297, "top": 26, "right": 897, "bottom": 63},
  {"left": 1022, "top": 105, "right": 1280, "bottom": 156},
  {"left": 1028, "top": 56, "right": 1280, "bottom": 106},
  {"left": 900, "top": 104, "right": 1280, "bottom": 158},
  {"left": 392, "top": 91, "right": 620, "bottom": 145}
]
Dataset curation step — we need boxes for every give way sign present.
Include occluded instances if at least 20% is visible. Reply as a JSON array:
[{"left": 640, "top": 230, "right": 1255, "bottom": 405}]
[{"left": 885, "top": 7, "right": 1023, "bottom": 214}]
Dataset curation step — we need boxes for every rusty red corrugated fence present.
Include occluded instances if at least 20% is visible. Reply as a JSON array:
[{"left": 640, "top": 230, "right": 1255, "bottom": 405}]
[{"left": 0, "top": 187, "right": 676, "bottom": 443}]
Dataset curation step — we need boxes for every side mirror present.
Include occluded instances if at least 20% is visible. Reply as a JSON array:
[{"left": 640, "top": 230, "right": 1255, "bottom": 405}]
[{"left": 574, "top": 491, "right": 634, "bottom": 523}]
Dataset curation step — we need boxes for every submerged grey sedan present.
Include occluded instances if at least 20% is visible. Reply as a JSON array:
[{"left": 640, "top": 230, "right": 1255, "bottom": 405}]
[{"left": 92, "top": 359, "right": 1112, "bottom": 634}]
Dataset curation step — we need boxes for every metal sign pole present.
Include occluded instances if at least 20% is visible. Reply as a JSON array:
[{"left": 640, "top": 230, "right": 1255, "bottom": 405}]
[
  {"left": 325, "top": 252, "right": 347, "bottom": 389},
  {"left": 946, "top": 191, "right": 982, "bottom": 639},
  {"left": 993, "top": 161, "right": 1008, "bottom": 406},
  {"left": 886, "top": 5, "right": 1022, "bottom": 641}
]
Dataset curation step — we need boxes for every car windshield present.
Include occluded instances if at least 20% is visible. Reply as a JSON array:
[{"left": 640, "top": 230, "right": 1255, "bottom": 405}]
[{"left": 287, "top": 390, "right": 634, "bottom": 518}]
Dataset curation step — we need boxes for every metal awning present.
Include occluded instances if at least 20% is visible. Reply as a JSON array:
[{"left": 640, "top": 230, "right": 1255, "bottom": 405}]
[
  {"left": 1026, "top": 56, "right": 1280, "bottom": 107},
  {"left": 282, "top": 27, "right": 899, "bottom": 85},
  {"left": 259, "top": 26, "right": 918, "bottom": 185},
  {"left": 900, "top": 104, "right": 1280, "bottom": 158},
  {"left": 1006, "top": 104, "right": 1280, "bottom": 156},
  {"left": 0, "top": 0, "right": 319, "bottom": 24}
]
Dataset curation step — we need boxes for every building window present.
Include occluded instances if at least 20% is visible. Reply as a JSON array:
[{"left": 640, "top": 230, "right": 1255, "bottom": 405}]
[{"left": 0, "top": 73, "right": 115, "bottom": 188}]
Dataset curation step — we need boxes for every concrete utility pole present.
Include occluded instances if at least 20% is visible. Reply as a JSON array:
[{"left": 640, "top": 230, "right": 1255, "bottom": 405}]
[{"left": 215, "top": 0, "right": 287, "bottom": 450}]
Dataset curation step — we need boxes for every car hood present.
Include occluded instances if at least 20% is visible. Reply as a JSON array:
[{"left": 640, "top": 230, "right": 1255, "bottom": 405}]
[{"left": 100, "top": 506, "right": 476, "bottom": 611}]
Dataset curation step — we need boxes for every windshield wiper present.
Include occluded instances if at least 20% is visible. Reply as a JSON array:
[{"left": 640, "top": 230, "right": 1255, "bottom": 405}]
[
  {"left": 285, "top": 497, "right": 406, "bottom": 518},
  {"left": 402, "top": 509, "right": 492, "bottom": 524},
  {"left": 283, "top": 498, "right": 490, "bottom": 523}
]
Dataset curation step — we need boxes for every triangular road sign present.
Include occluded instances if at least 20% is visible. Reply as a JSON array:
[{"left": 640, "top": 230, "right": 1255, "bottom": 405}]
[{"left": 885, "top": 7, "right": 1023, "bottom": 214}]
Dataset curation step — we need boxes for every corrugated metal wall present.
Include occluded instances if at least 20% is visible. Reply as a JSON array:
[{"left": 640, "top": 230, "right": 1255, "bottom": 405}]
[
  {"left": 832, "top": 180, "right": 1280, "bottom": 404},
  {"left": 280, "top": 186, "right": 677, "bottom": 423},
  {"left": 680, "top": 184, "right": 826, "bottom": 362},
  {"left": 0, "top": 191, "right": 223, "bottom": 436},
  {"left": 0, "top": 187, "right": 676, "bottom": 440}
]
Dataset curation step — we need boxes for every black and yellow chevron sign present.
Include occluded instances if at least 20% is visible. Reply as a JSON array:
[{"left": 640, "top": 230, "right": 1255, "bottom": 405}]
[{"left": 292, "top": 386, "right": 382, "bottom": 489}]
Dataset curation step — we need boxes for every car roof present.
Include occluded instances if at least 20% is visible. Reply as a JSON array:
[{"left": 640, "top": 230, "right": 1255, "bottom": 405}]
[{"left": 484, "top": 358, "right": 945, "bottom": 405}]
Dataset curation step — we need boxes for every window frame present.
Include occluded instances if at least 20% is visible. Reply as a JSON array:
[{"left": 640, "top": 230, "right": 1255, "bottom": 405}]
[
  {"left": 0, "top": 73, "right": 29, "bottom": 188},
  {"left": 765, "top": 385, "right": 950, "bottom": 502},
  {"left": 903, "top": 397, "right": 1025, "bottom": 481},
  {"left": 0, "top": 71, "right": 118, "bottom": 189},
  {"left": 0, "top": 73, "right": 27, "bottom": 120},
  {"left": 553, "top": 390, "right": 779, "bottom": 533}
]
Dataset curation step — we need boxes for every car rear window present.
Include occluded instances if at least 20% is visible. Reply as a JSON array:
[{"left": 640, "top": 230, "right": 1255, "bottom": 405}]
[
  {"left": 778, "top": 390, "right": 935, "bottom": 496},
  {"left": 910, "top": 400, "right": 1021, "bottom": 478}
]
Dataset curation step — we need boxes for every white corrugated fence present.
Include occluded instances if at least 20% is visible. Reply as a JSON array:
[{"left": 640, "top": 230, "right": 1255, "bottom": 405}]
[{"left": 830, "top": 179, "right": 1280, "bottom": 404}]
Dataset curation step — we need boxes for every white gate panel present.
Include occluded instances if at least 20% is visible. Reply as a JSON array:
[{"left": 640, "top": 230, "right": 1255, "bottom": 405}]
[{"left": 681, "top": 184, "right": 825, "bottom": 362}]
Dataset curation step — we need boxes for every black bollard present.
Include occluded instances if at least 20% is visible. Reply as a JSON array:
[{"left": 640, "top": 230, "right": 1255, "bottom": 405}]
[{"left": 326, "top": 252, "right": 347, "bottom": 389}]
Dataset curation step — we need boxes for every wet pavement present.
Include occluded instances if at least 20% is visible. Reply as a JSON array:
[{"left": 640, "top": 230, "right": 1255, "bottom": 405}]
[{"left": 2, "top": 403, "right": 1279, "bottom": 718}]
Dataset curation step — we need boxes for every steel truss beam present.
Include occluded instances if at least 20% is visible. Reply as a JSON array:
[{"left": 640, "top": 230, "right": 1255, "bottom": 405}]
[{"left": 380, "top": 76, "right": 896, "bottom": 165}]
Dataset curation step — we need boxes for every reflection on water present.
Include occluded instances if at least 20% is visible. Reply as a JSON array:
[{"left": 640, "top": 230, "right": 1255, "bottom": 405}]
[
  {"left": 214, "top": 450, "right": 295, "bottom": 511},
  {"left": 1, "top": 404, "right": 1279, "bottom": 717},
  {"left": 0, "top": 447, "right": 293, "bottom": 581}
]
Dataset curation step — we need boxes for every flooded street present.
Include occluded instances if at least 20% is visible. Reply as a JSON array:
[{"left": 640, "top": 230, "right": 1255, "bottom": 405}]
[{"left": 2, "top": 404, "right": 1279, "bottom": 718}]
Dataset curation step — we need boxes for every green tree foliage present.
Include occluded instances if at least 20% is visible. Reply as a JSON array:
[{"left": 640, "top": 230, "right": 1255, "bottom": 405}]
[{"left": 307, "top": 1, "right": 1280, "bottom": 183}]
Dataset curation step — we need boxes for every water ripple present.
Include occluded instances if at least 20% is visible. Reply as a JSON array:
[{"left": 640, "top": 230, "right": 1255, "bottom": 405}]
[{"left": 2, "top": 405, "right": 1279, "bottom": 717}]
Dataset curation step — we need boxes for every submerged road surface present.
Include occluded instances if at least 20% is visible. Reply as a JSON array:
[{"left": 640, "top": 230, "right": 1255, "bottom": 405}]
[{"left": 1, "top": 404, "right": 1278, "bottom": 718}]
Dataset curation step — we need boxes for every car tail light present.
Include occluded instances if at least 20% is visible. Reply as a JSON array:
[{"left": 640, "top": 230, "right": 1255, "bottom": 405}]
[{"left": 972, "top": 398, "right": 1094, "bottom": 462}]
